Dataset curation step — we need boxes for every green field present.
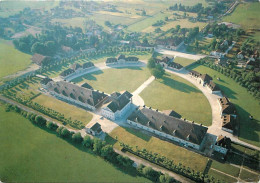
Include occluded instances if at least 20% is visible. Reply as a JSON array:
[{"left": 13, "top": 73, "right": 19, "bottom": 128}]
[
  {"left": 43, "top": 51, "right": 152, "bottom": 78},
  {"left": 240, "top": 169, "right": 259, "bottom": 182},
  {"left": 188, "top": 64, "right": 260, "bottom": 147},
  {"left": 0, "top": 105, "right": 149, "bottom": 182},
  {"left": 211, "top": 161, "right": 240, "bottom": 177},
  {"left": 0, "top": 39, "right": 32, "bottom": 82},
  {"left": 71, "top": 67, "right": 151, "bottom": 94},
  {"left": 173, "top": 57, "right": 197, "bottom": 67},
  {"left": 106, "top": 126, "right": 208, "bottom": 172},
  {"left": 33, "top": 94, "right": 93, "bottom": 129},
  {"left": 208, "top": 169, "right": 237, "bottom": 183},
  {"left": 223, "top": 2, "right": 260, "bottom": 29},
  {"left": 140, "top": 72, "right": 212, "bottom": 126}
]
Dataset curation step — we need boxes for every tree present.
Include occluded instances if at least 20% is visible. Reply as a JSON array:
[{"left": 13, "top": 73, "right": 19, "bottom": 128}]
[
  {"left": 151, "top": 64, "right": 165, "bottom": 79},
  {"left": 142, "top": 166, "right": 159, "bottom": 181},
  {"left": 72, "top": 132, "right": 83, "bottom": 143},
  {"left": 46, "top": 121, "right": 58, "bottom": 131},
  {"left": 31, "top": 42, "right": 44, "bottom": 54},
  {"left": 175, "top": 25, "right": 181, "bottom": 32},
  {"left": 147, "top": 58, "right": 156, "bottom": 69},
  {"left": 195, "top": 40, "right": 199, "bottom": 49},
  {"left": 93, "top": 138, "right": 104, "bottom": 154},
  {"left": 100, "top": 144, "right": 114, "bottom": 159},
  {"left": 105, "top": 21, "right": 111, "bottom": 27},
  {"left": 141, "top": 10, "right": 146, "bottom": 16},
  {"left": 159, "top": 174, "right": 175, "bottom": 183},
  {"left": 165, "top": 17, "right": 169, "bottom": 21},
  {"left": 82, "top": 136, "right": 93, "bottom": 148},
  {"left": 35, "top": 115, "right": 47, "bottom": 126}
]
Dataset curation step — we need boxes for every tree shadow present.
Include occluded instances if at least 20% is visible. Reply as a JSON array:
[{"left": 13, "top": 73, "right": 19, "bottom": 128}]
[
  {"left": 71, "top": 70, "right": 104, "bottom": 83},
  {"left": 217, "top": 83, "right": 237, "bottom": 99},
  {"left": 159, "top": 75, "right": 200, "bottom": 93}
]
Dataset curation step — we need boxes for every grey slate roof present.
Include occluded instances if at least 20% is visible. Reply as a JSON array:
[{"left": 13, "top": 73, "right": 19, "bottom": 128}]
[
  {"left": 71, "top": 63, "right": 82, "bottom": 71},
  {"left": 118, "top": 54, "right": 126, "bottom": 60},
  {"left": 82, "top": 62, "right": 94, "bottom": 69},
  {"left": 81, "top": 82, "right": 93, "bottom": 90},
  {"left": 127, "top": 107, "right": 208, "bottom": 145},
  {"left": 218, "top": 97, "right": 236, "bottom": 114},
  {"left": 60, "top": 68, "right": 75, "bottom": 77},
  {"left": 90, "top": 122, "right": 102, "bottom": 132},
  {"left": 222, "top": 114, "right": 235, "bottom": 131},
  {"left": 106, "top": 57, "right": 117, "bottom": 63},
  {"left": 47, "top": 81, "right": 107, "bottom": 107},
  {"left": 200, "top": 74, "right": 212, "bottom": 84},
  {"left": 104, "top": 91, "right": 133, "bottom": 113}
]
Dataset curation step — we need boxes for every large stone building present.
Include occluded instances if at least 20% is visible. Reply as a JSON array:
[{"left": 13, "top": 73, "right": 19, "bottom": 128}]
[
  {"left": 106, "top": 55, "right": 139, "bottom": 65},
  {"left": 101, "top": 91, "right": 133, "bottom": 120},
  {"left": 60, "top": 62, "right": 94, "bottom": 80},
  {"left": 45, "top": 80, "right": 108, "bottom": 111},
  {"left": 127, "top": 106, "right": 208, "bottom": 150}
]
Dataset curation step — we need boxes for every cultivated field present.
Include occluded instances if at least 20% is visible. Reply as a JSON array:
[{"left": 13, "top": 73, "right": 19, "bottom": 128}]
[
  {"left": 0, "top": 106, "right": 149, "bottom": 182},
  {"left": 71, "top": 67, "right": 151, "bottom": 94},
  {"left": 106, "top": 126, "right": 208, "bottom": 172},
  {"left": 140, "top": 73, "right": 212, "bottom": 126},
  {"left": 33, "top": 94, "right": 93, "bottom": 128},
  {"left": 223, "top": 2, "right": 260, "bottom": 29},
  {"left": 0, "top": 39, "right": 32, "bottom": 82},
  {"left": 188, "top": 64, "right": 260, "bottom": 147}
]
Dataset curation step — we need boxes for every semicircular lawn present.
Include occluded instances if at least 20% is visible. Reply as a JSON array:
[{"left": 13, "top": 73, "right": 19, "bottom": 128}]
[
  {"left": 140, "top": 73, "right": 212, "bottom": 126},
  {"left": 71, "top": 67, "right": 151, "bottom": 94}
]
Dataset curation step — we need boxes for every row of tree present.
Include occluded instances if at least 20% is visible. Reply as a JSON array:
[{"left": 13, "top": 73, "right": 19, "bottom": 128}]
[
  {"left": 5, "top": 103, "right": 178, "bottom": 183},
  {"left": 119, "top": 142, "right": 223, "bottom": 183}
]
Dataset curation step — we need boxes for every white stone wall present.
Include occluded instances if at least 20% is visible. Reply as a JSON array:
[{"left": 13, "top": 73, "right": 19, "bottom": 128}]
[
  {"left": 63, "top": 66, "right": 94, "bottom": 81},
  {"left": 222, "top": 127, "right": 233, "bottom": 134},
  {"left": 101, "top": 101, "right": 131, "bottom": 120},
  {"left": 127, "top": 119, "right": 200, "bottom": 150}
]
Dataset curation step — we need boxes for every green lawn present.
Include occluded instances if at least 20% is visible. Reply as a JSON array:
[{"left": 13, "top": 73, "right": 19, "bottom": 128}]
[
  {"left": 174, "top": 57, "right": 197, "bottom": 67},
  {"left": 140, "top": 73, "right": 212, "bottom": 126},
  {"left": 106, "top": 126, "right": 208, "bottom": 172},
  {"left": 240, "top": 169, "right": 259, "bottom": 182},
  {"left": 33, "top": 94, "right": 93, "bottom": 129},
  {"left": 43, "top": 51, "right": 152, "bottom": 78},
  {"left": 71, "top": 67, "right": 151, "bottom": 94},
  {"left": 208, "top": 169, "right": 237, "bottom": 183},
  {"left": 0, "top": 39, "right": 32, "bottom": 82},
  {"left": 188, "top": 64, "right": 260, "bottom": 147},
  {"left": 211, "top": 161, "right": 240, "bottom": 177},
  {"left": 0, "top": 105, "right": 149, "bottom": 182},
  {"left": 223, "top": 2, "right": 260, "bottom": 29}
]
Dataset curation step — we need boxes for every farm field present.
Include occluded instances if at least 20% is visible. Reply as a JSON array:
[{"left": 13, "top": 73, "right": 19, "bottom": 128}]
[
  {"left": 211, "top": 160, "right": 240, "bottom": 177},
  {"left": 208, "top": 169, "right": 237, "bottom": 183},
  {"left": 106, "top": 126, "right": 208, "bottom": 172},
  {"left": 0, "top": 39, "right": 32, "bottom": 82},
  {"left": 223, "top": 2, "right": 260, "bottom": 29},
  {"left": 33, "top": 94, "right": 93, "bottom": 128},
  {"left": 240, "top": 169, "right": 259, "bottom": 182},
  {"left": 188, "top": 64, "right": 260, "bottom": 147},
  {"left": 71, "top": 67, "right": 151, "bottom": 94},
  {"left": 0, "top": 105, "right": 149, "bottom": 182},
  {"left": 173, "top": 57, "right": 196, "bottom": 67},
  {"left": 51, "top": 17, "right": 87, "bottom": 32},
  {"left": 43, "top": 51, "right": 152, "bottom": 78},
  {"left": 140, "top": 72, "right": 212, "bottom": 126}
]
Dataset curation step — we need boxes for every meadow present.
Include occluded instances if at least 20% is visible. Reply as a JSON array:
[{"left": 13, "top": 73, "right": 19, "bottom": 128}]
[
  {"left": 173, "top": 57, "right": 196, "bottom": 67},
  {"left": 223, "top": 2, "right": 260, "bottom": 29},
  {"left": 140, "top": 72, "right": 212, "bottom": 126},
  {"left": 71, "top": 67, "right": 151, "bottom": 94},
  {"left": 188, "top": 64, "right": 260, "bottom": 147},
  {"left": 33, "top": 94, "right": 93, "bottom": 129},
  {"left": 0, "top": 105, "right": 149, "bottom": 182},
  {"left": 106, "top": 126, "right": 208, "bottom": 172},
  {"left": 0, "top": 39, "right": 32, "bottom": 82}
]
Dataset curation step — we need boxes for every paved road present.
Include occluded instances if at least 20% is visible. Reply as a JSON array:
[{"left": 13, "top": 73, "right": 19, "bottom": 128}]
[{"left": 156, "top": 49, "right": 206, "bottom": 61}]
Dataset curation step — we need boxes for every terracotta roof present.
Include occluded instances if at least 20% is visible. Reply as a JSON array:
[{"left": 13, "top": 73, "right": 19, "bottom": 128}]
[
  {"left": 215, "top": 135, "right": 231, "bottom": 148},
  {"left": 200, "top": 74, "right": 212, "bottom": 83},
  {"left": 208, "top": 81, "right": 220, "bottom": 91},
  {"left": 31, "top": 53, "right": 51, "bottom": 66},
  {"left": 222, "top": 114, "right": 235, "bottom": 131},
  {"left": 128, "top": 107, "right": 208, "bottom": 145}
]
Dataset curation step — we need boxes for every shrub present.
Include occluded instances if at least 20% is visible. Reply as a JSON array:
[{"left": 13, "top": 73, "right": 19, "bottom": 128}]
[
  {"left": 46, "top": 121, "right": 59, "bottom": 131},
  {"left": 35, "top": 115, "right": 47, "bottom": 126},
  {"left": 72, "top": 132, "right": 83, "bottom": 143},
  {"left": 82, "top": 136, "right": 93, "bottom": 148}
]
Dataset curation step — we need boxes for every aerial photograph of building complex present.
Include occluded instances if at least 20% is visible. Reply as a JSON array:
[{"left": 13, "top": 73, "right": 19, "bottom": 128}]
[{"left": 0, "top": 0, "right": 259, "bottom": 182}]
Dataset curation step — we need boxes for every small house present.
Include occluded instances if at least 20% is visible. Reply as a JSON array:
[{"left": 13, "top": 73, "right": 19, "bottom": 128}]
[{"left": 87, "top": 122, "right": 102, "bottom": 136}]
